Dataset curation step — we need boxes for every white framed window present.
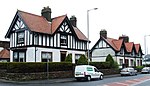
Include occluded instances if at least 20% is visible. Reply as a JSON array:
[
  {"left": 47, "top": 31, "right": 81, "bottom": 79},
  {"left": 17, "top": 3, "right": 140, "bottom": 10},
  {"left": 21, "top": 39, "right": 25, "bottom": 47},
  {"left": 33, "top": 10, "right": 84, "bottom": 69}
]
[
  {"left": 17, "top": 31, "right": 25, "bottom": 44},
  {"left": 41, "top": 52, "right": 52, "bottom": 62},
  {"left": 13, "top": 51, "right": 26, "bottom": 62},
  {"left": 119, "top": 59, "right": 123, "bottom": 66},
  {"left": 60, "top": 34, "right": 67, "bottom": 46}
]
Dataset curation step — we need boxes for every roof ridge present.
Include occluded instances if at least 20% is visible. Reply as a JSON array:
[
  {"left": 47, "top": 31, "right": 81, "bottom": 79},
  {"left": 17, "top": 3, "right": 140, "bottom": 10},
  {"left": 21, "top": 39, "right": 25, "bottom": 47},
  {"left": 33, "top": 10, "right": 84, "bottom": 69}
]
[
  {"left": 18, "top": 10, "right": 43, "bottom": 18},
  {"left": 52, "top": 14, "right": 67, "bottom": 20}
]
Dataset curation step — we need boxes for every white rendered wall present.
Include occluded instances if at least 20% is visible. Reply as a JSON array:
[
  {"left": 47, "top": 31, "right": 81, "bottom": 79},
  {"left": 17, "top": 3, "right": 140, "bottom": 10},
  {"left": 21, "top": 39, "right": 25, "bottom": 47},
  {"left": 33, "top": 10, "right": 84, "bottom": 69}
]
[
  {"left": 92, "top": 48, "right": 115, "bottom": 62},
  {"left": 92, "top": 48, "right": 115, "bottom": 57},
  {"left": 10, "top": 50, "right": 13, "bottom": 62},
  {"left": 26, "top": 47, "right": 86, "bottom": 63}
]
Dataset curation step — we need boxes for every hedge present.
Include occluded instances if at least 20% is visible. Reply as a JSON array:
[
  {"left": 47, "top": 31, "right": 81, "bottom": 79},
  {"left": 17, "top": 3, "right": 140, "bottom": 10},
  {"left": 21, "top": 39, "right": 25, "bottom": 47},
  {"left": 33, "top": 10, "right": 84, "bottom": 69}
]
[
  {"left": 89, "top": 62, "right": 111, "bottom": 69},
  {"left": 0, "top": 62, "right": 74, "bottom": 73}
]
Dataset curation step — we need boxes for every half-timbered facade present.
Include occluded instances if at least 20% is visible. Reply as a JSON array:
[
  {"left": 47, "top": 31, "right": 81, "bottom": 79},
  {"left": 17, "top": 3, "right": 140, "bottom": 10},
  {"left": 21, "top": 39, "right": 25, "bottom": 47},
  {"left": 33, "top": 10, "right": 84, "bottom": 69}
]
[
  {"left": 91, "top": 30, "right": 143, "bottom": 68},
  {"left": 5, "top": 7, "right": 88, "bottom": 63}
]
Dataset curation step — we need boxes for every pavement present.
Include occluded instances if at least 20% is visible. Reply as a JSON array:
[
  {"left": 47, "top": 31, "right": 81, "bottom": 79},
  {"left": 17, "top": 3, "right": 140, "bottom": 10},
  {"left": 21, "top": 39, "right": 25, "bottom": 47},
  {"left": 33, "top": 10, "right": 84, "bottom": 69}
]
[{"left": 0, "top": 74, "right": 120, "bottom": 84}]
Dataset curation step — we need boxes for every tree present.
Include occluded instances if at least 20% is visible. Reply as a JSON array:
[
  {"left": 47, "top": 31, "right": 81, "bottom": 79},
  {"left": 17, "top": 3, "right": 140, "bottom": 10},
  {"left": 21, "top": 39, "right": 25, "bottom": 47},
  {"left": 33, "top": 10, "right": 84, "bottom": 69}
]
[
  {"left": 65, "top": 54, "right": 72, "bottom": 62},
  {"left": 106, "top": 54, "right": 118, "bottom": 69},
  {"left": 106, "top": 54, "right": 114, "bottom": 65},
  {"left": 77, "top": 54, "right": 88, "bottom": 65}
]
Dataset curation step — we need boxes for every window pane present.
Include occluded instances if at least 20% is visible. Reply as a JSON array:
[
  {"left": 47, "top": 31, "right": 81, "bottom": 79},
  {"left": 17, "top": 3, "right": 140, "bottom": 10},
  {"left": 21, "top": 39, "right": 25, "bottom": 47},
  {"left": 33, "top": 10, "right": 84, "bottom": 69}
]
[
  {"left": 60, "top": 35, "right": 67, "bottom": 45},
  {"left": 14, "top": 52, "right": 18, "bottom": 59},
  {"left": 18, "top": 32, "right": 24, "bottom": 43},
  {"left": 19, "top": 52, "right": 25, "bottom": 58},
  {"left": 41, "top": 52, "right": 52, "bottom": 62},
  {"left": 42, "top": 53, "right": 46, "bottom": 58}
]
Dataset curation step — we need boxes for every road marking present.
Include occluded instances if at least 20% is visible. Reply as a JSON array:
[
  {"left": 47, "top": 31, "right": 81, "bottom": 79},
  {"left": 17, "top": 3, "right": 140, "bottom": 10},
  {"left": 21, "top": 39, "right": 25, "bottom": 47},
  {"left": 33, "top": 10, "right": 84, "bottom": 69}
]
[
  {"left": 103, "top": 76, "right": 150, "bottom": 86},
  {"left": 131, "top": 78, "right": 150, "bottom": 86}
]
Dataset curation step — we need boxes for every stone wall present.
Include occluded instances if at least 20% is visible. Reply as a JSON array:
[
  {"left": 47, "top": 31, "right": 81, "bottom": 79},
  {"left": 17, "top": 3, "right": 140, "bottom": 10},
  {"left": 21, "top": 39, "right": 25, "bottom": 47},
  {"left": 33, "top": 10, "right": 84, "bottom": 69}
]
[
  {"left": 0, "top": 71, "right": 73, "bottom": 81},
  {"left": 100, "top": 69, "right": 120, "bottom": 75},
  {"left": 0, "top": 69, "right": 119, "bottom": 81}
]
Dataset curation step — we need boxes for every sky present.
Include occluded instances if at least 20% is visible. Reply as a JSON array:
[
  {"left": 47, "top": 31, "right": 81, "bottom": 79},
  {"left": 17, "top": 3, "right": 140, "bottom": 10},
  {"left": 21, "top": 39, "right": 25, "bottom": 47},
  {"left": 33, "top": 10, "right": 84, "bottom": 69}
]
[{"left": 0, "top": 0, "right": 150, "bottom": 54}]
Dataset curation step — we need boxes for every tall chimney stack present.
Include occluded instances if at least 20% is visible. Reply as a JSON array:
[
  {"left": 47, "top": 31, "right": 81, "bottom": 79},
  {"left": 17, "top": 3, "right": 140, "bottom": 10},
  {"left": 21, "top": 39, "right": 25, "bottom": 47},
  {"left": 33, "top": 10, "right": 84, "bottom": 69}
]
[
  {"left": 70, "top": 15, "right": 77, "bottom": 27},
  {"left": 100, "top": 29, "right": 107, "bottom": 39},
  {"left": 41, "top": 6, "right": 52, "bottom": 22},
  {"left": 119, "top": 35, "right": 129, "bottom": 43}
]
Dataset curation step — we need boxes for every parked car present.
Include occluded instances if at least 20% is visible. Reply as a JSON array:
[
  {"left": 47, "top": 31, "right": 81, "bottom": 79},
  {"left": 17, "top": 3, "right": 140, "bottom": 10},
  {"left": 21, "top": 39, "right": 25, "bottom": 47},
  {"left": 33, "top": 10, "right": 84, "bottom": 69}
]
[
  {"left": 74, "top": 65, "right": 103, "bottom": 81},
  {"left": 141, "top": 67, "right": 150, "bottom": 74},
  {"left": 120, "top": 67, "right": 137, "bottom": 76}
]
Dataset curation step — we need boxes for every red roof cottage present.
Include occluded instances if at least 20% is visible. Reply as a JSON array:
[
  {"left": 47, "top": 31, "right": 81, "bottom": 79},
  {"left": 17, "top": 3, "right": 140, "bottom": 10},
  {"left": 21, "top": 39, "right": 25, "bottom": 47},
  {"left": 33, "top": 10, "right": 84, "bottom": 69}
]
[
  {"left": 91, "top": 30, "right": 143, "bottom": 68},
  {"left": 5, "top": 6, "right": 88, "bottom": 63}
]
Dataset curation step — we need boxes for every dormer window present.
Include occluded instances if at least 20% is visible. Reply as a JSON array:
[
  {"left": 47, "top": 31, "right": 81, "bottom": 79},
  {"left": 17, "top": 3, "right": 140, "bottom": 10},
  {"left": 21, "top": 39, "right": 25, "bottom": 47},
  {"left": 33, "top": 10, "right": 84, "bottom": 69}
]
[
  {"left": 17, "top": 31, "right": 24, "bottom": 44},
  {"left": 60, "top": 34, "right": 67, "bottom": 46}
]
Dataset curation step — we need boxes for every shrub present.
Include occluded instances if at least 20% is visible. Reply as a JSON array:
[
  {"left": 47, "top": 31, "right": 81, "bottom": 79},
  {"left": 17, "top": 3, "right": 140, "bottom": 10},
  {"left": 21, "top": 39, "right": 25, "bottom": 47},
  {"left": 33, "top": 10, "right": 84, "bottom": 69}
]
[
  {"left": 106, "top": 54, "right": 118, "bottom": 69},
  {"left": 113, "top": 61, "right": 119, "bottom": 69},
  {"left": 7, "top": 62, "right": 46, "bottom": 73},
  {"left": 0, "top": 62, "right": 8, "bottom": 69},
  {"left": 135, "top": 66, "right": 144, "bottom": 72},
  {"left": 90, "top": 62, "right": 111, "bottom": 69},
  {"left": 0, "top": 62, "right": 74, "bottom": 73},
  {"left": 106, "top": 54, "right": 114, "bottom": 64},
  {"left": 49, "top": 62, "right": 73, "bottom": 71},
  {"left": 77, "top": 54, "right": 88, "bottom": 65},
  {"left": 65, "top": 54, "right": 72, "bottom": 62}
]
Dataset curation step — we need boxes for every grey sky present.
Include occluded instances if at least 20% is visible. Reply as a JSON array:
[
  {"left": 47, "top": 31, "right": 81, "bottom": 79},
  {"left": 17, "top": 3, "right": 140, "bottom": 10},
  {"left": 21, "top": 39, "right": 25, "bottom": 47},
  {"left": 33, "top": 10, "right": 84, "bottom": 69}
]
[{"left": 0, "top": 0, "right": 150, "bottom": 53}]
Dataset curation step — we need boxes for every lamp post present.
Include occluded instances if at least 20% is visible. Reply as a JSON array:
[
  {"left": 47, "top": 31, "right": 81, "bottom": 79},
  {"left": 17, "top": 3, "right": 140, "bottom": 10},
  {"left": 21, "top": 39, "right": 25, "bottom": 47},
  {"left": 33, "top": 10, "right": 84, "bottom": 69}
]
[
  {"left": 87, "top": 8, "right": 98, "bottom": 65},
  {"left": 144, "top": 35, "right": 150, "bottom": 55},
  {"left": 144, "top": 35, "right": 150, "bottom": 65}
]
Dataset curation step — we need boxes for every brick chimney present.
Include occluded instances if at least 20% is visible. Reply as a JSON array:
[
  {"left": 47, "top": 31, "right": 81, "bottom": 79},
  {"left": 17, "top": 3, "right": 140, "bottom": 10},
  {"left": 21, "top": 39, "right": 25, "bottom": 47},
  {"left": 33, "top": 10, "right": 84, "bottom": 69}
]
[
  {"left": 119, "top": 35, "right": 129, "bottom": 43},
  {"left": 100, "top": 29, "right": 107, "bottom": 39},
  {"left": 41, "top": 6, "right": 52, "bottom": 22},
  {"left": 70, "top": 15, "right": 77, "bottom": 27}
]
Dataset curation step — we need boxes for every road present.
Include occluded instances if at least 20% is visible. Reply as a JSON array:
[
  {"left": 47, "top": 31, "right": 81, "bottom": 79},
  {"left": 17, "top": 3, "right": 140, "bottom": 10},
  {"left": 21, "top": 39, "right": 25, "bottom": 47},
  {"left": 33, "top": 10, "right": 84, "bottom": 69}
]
[{"left": 0, "top": 74, "right": 150, "bottom": 86}]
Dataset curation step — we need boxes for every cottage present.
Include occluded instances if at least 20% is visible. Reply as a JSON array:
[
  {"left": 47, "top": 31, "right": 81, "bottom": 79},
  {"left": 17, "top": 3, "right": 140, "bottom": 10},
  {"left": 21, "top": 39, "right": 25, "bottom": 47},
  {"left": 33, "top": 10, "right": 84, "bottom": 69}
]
[
  {"left": 5, "top": 6, "right": 88, "bottom": 63},
  {"left": 91, "top": 30, "right": 143, "bottom": 68}
]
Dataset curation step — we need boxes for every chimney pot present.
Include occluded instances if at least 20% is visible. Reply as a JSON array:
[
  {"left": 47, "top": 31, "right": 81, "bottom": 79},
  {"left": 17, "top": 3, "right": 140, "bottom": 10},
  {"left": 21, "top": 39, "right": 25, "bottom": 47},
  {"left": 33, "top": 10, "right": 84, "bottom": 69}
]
[
  {"left": 41, "top": 6, "right": 52, "bottom": 22},
  {"left": 119, "top": 35, "right": 129, "bottom": 43},
  {"left": 70, "top": 15, "right": 77, "bottom": 27},
  {"left": 100, "top": 29, "right": 107, "bottom": 39}
]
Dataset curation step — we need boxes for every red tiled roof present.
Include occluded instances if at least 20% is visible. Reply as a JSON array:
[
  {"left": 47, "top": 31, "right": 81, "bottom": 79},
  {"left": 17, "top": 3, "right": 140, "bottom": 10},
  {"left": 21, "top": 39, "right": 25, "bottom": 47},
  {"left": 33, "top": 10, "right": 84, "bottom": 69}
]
[
  {"left": 73, "top": 26, "right": 88, "bottom": 41},
  {"left": 125, "top": 42, "right": 134, "bottom": 52},
  {"left": 18, "top": 10, "right": 87, "bottom": 41},
  {"left": 0, "top": 49, "right": 10, "bottom": 59},
  {"left": 51, "top": 15, "right": 67, "bottom": 34},
  {"left": 135, "top": 44, "right": 140, "bottom": 53},
  {"left": 113, "top": 39, "right": 123, "bottom": 51},
  {"left": 104, "top": 37, "right": 123, "bottom": 51},
  {"left": 19, "top": 10, "right": 52, "bottom": 34}
]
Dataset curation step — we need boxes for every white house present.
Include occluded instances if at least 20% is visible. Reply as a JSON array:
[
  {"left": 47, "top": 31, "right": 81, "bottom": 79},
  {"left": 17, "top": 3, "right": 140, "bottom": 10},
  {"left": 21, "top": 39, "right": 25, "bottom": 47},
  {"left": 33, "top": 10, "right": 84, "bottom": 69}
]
[
  {"left": 5, "top": 7, "right": 88, "bottom": 63},
  {"left": 91, "top": 30, "right": 143, "bottom": 68}
]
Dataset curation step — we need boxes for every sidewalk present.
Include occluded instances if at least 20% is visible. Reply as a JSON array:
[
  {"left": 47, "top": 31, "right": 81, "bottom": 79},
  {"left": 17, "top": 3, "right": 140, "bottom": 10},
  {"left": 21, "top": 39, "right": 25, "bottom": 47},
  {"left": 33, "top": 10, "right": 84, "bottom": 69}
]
[{"left": 0, "top": 74, "right": 120, "bottom": 84}]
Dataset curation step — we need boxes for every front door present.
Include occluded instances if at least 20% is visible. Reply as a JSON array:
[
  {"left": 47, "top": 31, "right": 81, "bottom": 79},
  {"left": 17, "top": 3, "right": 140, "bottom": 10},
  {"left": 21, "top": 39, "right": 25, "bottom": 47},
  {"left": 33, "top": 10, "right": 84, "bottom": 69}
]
[{"left": 60, "top": 51, "right": 67, "bottom": 62}]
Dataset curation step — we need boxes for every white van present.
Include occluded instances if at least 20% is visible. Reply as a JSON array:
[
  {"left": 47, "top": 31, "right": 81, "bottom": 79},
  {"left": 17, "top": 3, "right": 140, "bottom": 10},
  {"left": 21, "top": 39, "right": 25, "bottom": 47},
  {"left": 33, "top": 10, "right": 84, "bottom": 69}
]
[{"left": 74, "top": 65, "right": 103, "bottom": 81}]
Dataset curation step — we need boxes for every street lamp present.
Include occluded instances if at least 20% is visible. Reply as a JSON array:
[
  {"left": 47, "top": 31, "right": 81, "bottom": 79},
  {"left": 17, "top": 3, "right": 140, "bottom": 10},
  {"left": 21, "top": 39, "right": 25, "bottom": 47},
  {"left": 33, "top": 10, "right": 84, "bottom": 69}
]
[
  {"left": 87, "top": 8, "right": 98, "bottom": 65},
  {"left": 144, "top": 35, "right": 150, "bottom": 55},
  {"left": 144, "top": 35, "right": 150, "bottom": 65}
]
